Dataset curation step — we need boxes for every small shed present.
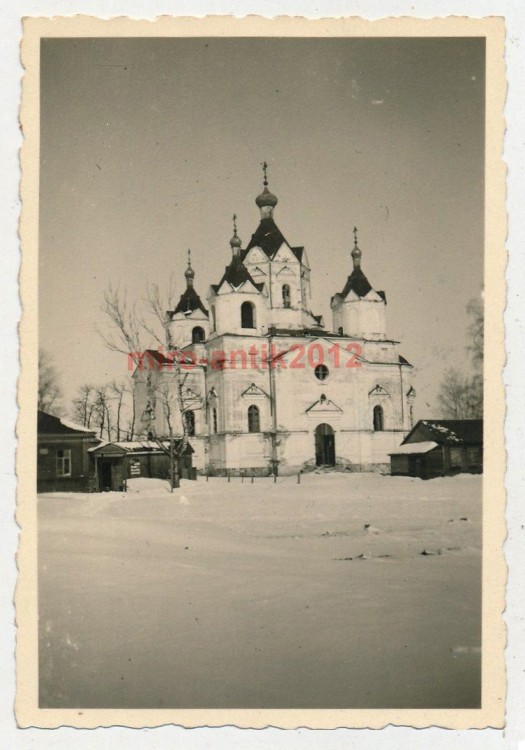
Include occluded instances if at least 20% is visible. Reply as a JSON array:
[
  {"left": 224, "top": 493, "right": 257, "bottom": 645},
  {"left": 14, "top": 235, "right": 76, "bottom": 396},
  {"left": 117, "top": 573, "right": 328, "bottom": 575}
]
[
  {"left": 88, "top": 442, "right": 129, "bottom": 492},
  {"left": 390, "top": 419, "right": 483, "bottom": 479},
  {"left": 89, "top": 439, "right": 196, "bottom": 491},
  {"left": 37, "top": 410, "right": 99, "bottom": 492}
]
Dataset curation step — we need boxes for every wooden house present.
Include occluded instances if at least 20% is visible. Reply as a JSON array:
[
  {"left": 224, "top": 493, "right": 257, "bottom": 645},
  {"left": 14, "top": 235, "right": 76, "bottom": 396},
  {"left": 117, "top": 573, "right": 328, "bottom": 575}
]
[
  {"left": 389, "top": 419, "right": 483, "bottom": 479},
  {"left": 37, "top": 410, "right": 99, "bottom": 492}
]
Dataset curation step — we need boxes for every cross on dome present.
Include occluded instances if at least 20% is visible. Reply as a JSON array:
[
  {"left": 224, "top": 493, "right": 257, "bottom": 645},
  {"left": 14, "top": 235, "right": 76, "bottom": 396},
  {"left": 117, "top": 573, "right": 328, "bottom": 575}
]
[
  {"left": 230, "top": 212, "right": 242, "bottom": 251},
  {"left": 255, "top": 160, "right": 278, "bottom": 213},
  {"left": 351, "top": 226, "right": 362, "bottom": 268},
  {"left": 185, "top": 248, "right": 195, "bottom": 286}
]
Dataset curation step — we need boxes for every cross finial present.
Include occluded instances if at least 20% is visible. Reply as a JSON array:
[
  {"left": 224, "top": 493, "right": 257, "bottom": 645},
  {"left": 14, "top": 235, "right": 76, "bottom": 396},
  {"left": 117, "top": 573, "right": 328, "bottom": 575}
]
[
  {"left": 232, "top": 213, "right": 238, "bottom": 235},
  {"left": 353, "top": 226, "right": 358, "bottom": 247},
  {"left": 187, "top": 248, "right": 192, "bottom": 266},
  {"left": 262, "top": 160, "right": 268, "bottom": 186}
]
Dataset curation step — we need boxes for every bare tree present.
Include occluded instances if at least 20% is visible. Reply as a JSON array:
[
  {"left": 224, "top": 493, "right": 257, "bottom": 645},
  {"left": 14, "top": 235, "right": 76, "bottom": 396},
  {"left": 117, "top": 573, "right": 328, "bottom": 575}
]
[
  {"left": 108, "top": 380, "right": 127, "bottom": 441},
  {"left": 436, "top": 296, "right": 484, "bottom": 420},
  {"left": 98, "top": 279, "right": 192, "bottom": 485},
  {"left": 98, "top": 284, "right": 144, "bottom": 356},
  {"left": 91, "top": 385, "right": 112, "bottom": 440},
  {"left": 437, "top": 368, "right": 482, "bottom": 419},
  {"left": 71, "top": 384, "right": 97, "bottom": 428},
  {"left": 38, "top": 348, "right": 64, "bottom": 416},
  {"left": 466, "top": 297, "right": 484, "bottom": 370},
  {"left": 142, "top": 275, "right": 178, "bottom": 349}
]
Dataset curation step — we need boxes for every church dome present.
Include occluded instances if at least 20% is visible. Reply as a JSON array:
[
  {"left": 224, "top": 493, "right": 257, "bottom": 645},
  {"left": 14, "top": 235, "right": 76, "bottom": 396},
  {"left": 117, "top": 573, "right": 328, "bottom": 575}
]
[
  {"left": 351, "top": 244, "right": 362, "bottom": 262},
  {"left": 230, "top": 232, "right": 242, "bottom": 249},
  {"left": 255, "top": 186, "right": 278, "bottom": 208},
  {"left": 185, "top": 263, "right": 195, "bottom": 281},
  {"left": 230, "top": 214, "right": 242, "bottom": 250}
]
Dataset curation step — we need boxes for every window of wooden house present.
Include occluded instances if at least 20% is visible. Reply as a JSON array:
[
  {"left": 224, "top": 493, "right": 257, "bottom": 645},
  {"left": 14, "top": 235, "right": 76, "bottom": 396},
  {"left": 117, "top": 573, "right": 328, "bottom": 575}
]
[
  {"left": 56, "top": 448, "right": 72, "bottom": 477},
  {"left": 449, "top": 446, "right": 464, "bottom": 469},
  {"left": 248, "top": 404, "right": 260, "bottom": 433}
]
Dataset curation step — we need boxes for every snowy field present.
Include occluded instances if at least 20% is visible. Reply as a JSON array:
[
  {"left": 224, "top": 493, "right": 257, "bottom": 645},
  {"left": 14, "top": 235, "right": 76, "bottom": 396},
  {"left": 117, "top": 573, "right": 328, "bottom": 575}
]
[{"left": 38, "top": 472, "right": 481, "bottom": 709}]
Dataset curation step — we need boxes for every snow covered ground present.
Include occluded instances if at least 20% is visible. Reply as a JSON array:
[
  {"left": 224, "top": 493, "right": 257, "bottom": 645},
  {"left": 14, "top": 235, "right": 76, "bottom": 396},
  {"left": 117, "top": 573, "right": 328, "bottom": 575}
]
[{"left": 38, "top": 472, "right": 481, "bottom": 709}]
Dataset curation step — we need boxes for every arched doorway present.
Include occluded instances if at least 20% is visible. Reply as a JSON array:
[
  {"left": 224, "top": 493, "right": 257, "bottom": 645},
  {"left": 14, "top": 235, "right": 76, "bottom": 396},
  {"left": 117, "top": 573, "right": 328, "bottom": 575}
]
[{"left": 315, "top": 423, "right": 335, "bottom": 466}]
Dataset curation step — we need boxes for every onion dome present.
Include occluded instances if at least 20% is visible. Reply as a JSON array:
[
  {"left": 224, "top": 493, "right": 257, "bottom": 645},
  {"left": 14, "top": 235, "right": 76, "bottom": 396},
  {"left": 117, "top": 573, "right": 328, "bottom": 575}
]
[
  {"left": 255, "top": 160, "right": 278, "bottom": 209},
  {"left": 351, "top": 226, "right": 362, "bottom": 268},
  {"left": 230, "top": 213, "right": 242, "bottom": 249},
  {"left": 255, "top": 186, "right": 278, "bottom": 208},
  {"left": 185, "top": 249, "right": 195, "bottom": 286}
]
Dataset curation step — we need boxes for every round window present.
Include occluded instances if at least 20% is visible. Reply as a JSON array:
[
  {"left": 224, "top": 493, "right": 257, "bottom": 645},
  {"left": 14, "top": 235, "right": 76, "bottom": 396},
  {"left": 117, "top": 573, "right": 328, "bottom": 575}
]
[{"left": 314, "top": 364, "right": 329, "bottom": 381}]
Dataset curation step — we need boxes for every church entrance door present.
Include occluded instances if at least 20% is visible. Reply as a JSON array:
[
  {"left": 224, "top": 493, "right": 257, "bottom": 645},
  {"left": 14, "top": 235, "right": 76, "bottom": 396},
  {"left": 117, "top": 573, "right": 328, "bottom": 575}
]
[{"left": 315, "top": 423, "right": 336, "bottom": 466}]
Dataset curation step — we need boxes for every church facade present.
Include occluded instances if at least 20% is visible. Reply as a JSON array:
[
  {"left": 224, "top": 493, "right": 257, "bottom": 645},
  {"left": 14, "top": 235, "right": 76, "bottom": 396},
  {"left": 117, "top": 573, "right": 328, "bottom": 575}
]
[{"left": 133, "top": 167, "right": 416, "bottom": 475}]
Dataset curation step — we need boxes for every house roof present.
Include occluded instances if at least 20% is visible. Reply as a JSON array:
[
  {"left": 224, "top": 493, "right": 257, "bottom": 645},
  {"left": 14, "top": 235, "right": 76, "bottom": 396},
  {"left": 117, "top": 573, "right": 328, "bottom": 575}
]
[
  {"left": 404, "top": 419, "right": 483, "bottom": 446},
  {"left": 389, "top": 441, "right": 439, "bottom": 455},
  {"left": 172, "top": 286, "right": 208, "bottom": 316},
  {"left": 38, "top": 410, "right": 97, "bottom": 437},
  {"left": 89, "top": 439, "right": 194, "bottom": 455}
]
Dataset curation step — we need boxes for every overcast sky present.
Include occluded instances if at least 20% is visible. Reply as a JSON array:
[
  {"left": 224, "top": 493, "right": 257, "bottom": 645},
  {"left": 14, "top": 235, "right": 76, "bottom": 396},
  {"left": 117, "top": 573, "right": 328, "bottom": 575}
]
[{"left": 39, "top": 36, "right": 485, "bottom": 416}]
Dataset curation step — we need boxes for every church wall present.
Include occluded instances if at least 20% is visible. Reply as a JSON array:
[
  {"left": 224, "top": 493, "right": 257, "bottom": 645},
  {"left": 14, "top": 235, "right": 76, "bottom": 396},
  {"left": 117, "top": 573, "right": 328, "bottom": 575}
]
[
  {"left": 168, "top": 312, "right": 209, "bottom": 349},
  {"left": 336, "top": 299, "right": 387, "bottom": 340},
  {"left": 209, "top": 289, "right": 269, "bottom": 337}
]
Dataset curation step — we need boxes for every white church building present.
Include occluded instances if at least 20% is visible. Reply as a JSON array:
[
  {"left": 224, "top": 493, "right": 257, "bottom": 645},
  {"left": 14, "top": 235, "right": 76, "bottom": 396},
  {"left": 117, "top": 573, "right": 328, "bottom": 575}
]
[{"left": 133, "top": 166, "right": 416, "bottom": 475}]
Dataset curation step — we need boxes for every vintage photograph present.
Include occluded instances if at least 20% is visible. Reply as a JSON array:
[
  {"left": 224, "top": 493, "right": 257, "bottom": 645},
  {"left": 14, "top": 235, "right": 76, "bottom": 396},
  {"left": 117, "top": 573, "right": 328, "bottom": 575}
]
[{"left": 17, "top": 16, "right": 506, "bottom": 728}]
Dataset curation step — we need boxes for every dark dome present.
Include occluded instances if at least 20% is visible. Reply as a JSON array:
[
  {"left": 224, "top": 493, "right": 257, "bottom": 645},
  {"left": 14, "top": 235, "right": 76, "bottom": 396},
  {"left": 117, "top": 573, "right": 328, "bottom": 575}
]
[{"left": 255, "top": 186, "right": 278, "bottom": 208}]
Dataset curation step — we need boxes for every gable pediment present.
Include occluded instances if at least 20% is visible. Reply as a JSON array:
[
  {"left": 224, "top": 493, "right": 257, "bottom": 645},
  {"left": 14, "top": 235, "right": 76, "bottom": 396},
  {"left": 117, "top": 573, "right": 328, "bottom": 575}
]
[
  {"left": 183, "top": 387, "right": 203, "bottom": 407},
  {"left": 306, "top": 395, "right": 343, "bottom": 415},
  {"left": 368, "top": 384, "right": 390, "bottom": 397},
  {"left": 275, "top": 265, "right": 296, "bottom": 277},
  {"left": 241, "top": 383, "right": 270, "bottom": 399},
  {"left": 249, "top": 266, "right": 267, "bottom": 277}
]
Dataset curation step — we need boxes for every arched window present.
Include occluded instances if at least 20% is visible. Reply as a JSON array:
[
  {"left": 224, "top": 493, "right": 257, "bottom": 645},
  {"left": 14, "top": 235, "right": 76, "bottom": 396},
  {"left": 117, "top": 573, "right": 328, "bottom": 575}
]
[
  {"left": 248, "top": 404, "right": 260, "bottom": 433},
  {"left": 282, "top": 284, "right": 291, "bottom": 309},
  {"left": 338, "top": 326, "right": 344, "bottom": 336},
  {"left": 211, "top": 407, "right": 218, "bottom": 434},
  {"left": 211, "top": 305, "right": 216, "bottom": 331},
  {"left": 241, "top": 301, "right": 256, "bottom": 329},
  {"left": 185, "top": 410, "right": 195, "bottom": 436},
  {"left": 373, "top": 405, "right": 384, "bottom": 432},
  {"left": 192, "top": 326, "right": 205, "bottom": 344}
]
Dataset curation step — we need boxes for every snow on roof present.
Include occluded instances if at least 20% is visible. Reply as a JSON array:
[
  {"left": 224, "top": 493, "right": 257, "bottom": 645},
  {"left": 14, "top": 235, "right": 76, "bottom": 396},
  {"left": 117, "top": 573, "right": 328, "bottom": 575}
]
[
  {"left": 389, "top": 441, "right": 439, "bottom": 455},
  {"left": 114, "top": 440, "right": 167, "bottom": 451},
  {"left": 59, "top": 417, "right": 97, "bottom": 434}
]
